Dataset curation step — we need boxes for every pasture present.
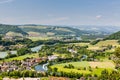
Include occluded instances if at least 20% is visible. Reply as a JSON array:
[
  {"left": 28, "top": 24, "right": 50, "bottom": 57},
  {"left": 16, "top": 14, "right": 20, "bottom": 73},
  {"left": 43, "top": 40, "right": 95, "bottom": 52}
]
[
  {"left": 95, "top": 40, "right": 119, "bottom": 47},
  {"left": 88, "top": 62, "right": 115, "bottom": 69},
  {"left": 51, "top": 61, "right": 115, "bottom": 75},
  {"left": 71, "top": 43, "right": 90, "bottom": 46},
  {"left": 88, "top": 40, "right": 119, "bottom": 51},
  {"left": 72, "top": 40, "right": 120, "bottom": 51},
  {"left": 28, "top": 37, "right": 52, "bottom": 41}
]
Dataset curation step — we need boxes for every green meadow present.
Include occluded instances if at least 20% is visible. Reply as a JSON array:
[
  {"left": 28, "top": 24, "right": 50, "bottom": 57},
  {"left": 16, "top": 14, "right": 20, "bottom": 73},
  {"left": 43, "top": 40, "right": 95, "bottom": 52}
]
[
  {"left": 72, "top": 40, "right": 120, "bottom": 52},
  {"left": 51, "top": 61, "right": 115, "bottom": 76}
]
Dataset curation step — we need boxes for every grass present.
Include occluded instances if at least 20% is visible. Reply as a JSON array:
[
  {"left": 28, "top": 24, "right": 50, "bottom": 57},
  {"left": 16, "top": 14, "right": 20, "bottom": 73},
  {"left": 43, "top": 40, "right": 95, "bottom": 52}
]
[
  {"left": 51, "top": 61, "right": 91, "bottom": 74},
  {"left": 53, "top": 61, "right": 89, "bottom": 68},
  {"left": 95, "top": 40, "right": 119, "bottom": 47},
  {"left": 88, "top": 62, "right": 115, "bottom": 69},
  {"left": 71, "top": 43, "right": 90, "bottom": 46},
  {"left": 28, "top": 37, "right": 52, "bottom": 41},
  {"left": 105, "top": 48, "right": 115, "bottom": 52},
  {"left": 72, "top": 40, "right": 120, "bottom": 51},
  {"left": 41, "top": 77, "right": 49, "bottom": 80},
  {"left": 92, "top": 68, "right": 113, "bottom": 75},
  {"left": 88, "top": 40, "right": 120, "bottom": 51},
  {"left": 0, "top": 53, "right": 39, "bottom": 63},
  {"left": 88, "top": 40, "right": 119, "bottom": 50},
  {"left": 51, "top": 61, "right": 115, "bottom": 76}
]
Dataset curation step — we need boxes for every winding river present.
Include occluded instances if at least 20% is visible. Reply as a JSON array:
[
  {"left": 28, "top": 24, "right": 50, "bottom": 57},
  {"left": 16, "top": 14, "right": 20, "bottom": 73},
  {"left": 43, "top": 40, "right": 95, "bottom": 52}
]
[
  {"left": 31, "top": 45, "right": 43, "bottom": 52},
  {"left": 35, "top": 63, "right": 48, "bottom": 72}
]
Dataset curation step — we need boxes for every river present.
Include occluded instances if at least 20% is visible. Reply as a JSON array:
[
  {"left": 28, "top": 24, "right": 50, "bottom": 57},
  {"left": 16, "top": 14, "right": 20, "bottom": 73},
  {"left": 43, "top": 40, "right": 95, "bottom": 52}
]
[
  {"left": 31, "top": 45, "right": 43, "bottom": 52},
  {"left": 0, "top": 45, "right": 43, "bottom": 58},
  {"left": 35, "top": 63, "right": 48, "bottom": 72},
  {"left": 0, "top": 51, "right": 17, "bottom": 58}
]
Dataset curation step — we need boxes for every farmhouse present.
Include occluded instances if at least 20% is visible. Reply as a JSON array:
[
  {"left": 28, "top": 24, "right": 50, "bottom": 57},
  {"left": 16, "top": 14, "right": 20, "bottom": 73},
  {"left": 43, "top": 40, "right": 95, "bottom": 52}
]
[
  {"left": 48, "top": 55, "right": 58, "bottom": 61},
  {"left": 68, "top": 49, "right": 77, "bottom": 53}
]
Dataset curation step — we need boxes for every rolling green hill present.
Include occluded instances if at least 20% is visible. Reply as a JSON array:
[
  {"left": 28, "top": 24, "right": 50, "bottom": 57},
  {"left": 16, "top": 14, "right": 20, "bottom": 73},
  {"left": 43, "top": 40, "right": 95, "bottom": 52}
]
[
  {"left": 19, "top": 25, "right": 90, "bottom": 37},
  {"left": 105, "top": 31, "right": 120, "bottom": 40},
  {"left": 0, "top": 24, "right": 110, "bottom": 39},
  {"left": 0, "top": 24, "right": 27, "bottom": 35}
]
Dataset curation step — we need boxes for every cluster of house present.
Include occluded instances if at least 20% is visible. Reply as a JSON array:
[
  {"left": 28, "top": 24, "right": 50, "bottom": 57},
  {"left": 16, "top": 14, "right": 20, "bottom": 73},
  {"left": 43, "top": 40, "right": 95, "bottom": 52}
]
[
  {"left": 0, "top": 55, "right": 59, "bottom": 72},
  {"left": 3, "top": 78, "right": 40, "bottom": 80},
  {"left": 0, "top": 57, "right": 47, "bottom": 72},
  {"left": 3, "top": 76, "right": 88, "bottom": 80},
  {"left": 0, "top": 60, "right": 19, "bottom": 72},
  {"left": 3, "top": 76, "right": 96, "bottom": 80}
]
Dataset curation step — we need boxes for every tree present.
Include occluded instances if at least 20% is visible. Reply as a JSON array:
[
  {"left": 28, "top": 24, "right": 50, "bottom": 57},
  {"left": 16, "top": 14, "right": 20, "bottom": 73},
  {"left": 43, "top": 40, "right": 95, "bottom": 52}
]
[
  {"left": 114, "top": 47, "right": 120, "bottom": 70},
  {"left": 53, "top": 67, "right": 58, "bottom": 72},
  {"left": 17, "top": 47, "right": 31, "bottom": 56},
  {"left": 114, "top": 47, "right": 120, "bottom": 58}
]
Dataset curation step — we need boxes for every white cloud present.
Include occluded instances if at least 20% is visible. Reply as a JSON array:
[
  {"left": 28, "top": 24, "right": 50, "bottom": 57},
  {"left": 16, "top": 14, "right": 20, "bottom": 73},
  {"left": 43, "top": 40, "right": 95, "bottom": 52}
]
[
  {"left": 96, "top": 15, "right": 102, "bottom": 19},
  {"left": 0, "top": 0, "right": 14, "bottom": 4}
]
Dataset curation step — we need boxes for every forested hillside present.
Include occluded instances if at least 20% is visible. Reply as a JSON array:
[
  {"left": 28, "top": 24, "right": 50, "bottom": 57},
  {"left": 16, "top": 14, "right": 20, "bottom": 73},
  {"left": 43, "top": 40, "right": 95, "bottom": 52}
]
[
  {"left": 0, "top": 24, "right": 27, "bottom": 35},
  {"left": 19, "top": 25, "right": 92, "bottom": 36},
  {"left": 105, "top": 31, "right": 120, "bottom": 40}
]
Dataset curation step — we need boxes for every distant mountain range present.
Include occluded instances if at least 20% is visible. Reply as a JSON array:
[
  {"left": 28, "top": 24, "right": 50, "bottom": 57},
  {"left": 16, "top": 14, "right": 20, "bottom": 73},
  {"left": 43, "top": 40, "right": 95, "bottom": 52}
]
[
  {"left": 70, "top": 25, "right": 120, "bottom": 34},
  {"left": 18, "top": 25, "right": 97, "bottom": 37},
  {"left": 0, "top": 24, "right": 120, "bottom": 38}
]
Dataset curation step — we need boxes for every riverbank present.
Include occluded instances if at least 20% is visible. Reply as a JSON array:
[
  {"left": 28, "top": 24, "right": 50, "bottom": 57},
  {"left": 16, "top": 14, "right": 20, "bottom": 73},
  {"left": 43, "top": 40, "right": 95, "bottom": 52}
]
[{"left": 43, "top": 63, "right": 49, "bottom": 70}]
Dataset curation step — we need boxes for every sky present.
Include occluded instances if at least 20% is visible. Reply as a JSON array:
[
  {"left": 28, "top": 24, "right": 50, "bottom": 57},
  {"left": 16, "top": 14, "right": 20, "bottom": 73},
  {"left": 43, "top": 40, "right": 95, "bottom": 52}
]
[{"left": 0, "top": 0, "right": 120, "bottom": 26}]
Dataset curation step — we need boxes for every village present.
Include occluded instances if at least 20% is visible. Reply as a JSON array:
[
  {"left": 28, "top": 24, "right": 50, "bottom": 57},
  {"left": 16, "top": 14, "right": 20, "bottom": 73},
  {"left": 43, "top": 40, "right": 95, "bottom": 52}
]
[
  {"left": 0, "top": 55, "right": 59, "bottom": 73},
  {"left": 3, "top": 76, "right": 87, "bottom": 80}
]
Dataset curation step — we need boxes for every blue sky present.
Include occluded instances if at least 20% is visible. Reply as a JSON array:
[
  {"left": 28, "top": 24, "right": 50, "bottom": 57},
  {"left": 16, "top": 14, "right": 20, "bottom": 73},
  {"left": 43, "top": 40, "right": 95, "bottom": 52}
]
[{"left": 0, "top": 0, "right": 120, "bottom": 26}]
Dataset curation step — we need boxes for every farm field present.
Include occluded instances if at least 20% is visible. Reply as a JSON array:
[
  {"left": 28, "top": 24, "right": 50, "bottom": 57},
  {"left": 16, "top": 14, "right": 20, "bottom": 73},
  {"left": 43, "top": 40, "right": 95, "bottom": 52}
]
[
  {"left": 51, "top": 61, "right": 115, "bottom": 76},
  {"left": 41, "top": 77, "right": 49, "bottom": 80},
  {"left": 72, "top": 40, "right": 120, "bottom": 51},
  {"left": 49, "top": 76, "right": 70, "bottom": 80},
  {"left": 95, "top": 40, "right": 119, "bottom": 47},
  {"left": 71, "top": 43, "right": 90, "bottom": 46},
  {"left": 28, "top": 37, "right": 52, "bottom": 41},
  {"left": 88, "top": 40, "right": 119, "bottom": 50},
  {"left": 88, "top": 62, "right": 115, "bottom": 68}
]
